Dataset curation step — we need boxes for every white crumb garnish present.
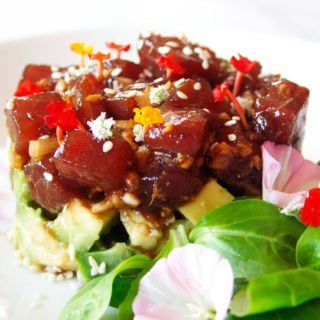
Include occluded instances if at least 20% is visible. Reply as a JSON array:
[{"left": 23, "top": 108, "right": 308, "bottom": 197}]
[
  {"left": 149, "top": 85, "right": 170, "bottom": 105},
  {"left": 103, "top": 141, "right": 113, "bottom": 153},
  {"left": 87, "top": 113, "right": 115, "bottom": 140},
  {"left": 193, "top": 82, "right": 201, "bottom": 91},
  {"left": 174, "top": 78, "right": 186, "bottom": 88},
  {"left": 227, "top": 134, "right": 237, "bottom": 142},
  {"left": 183, "top": 46, "right": 193, "bottom": 56},
  {"left": 43, "top": 172, "right": 53, "bottom": 182},
  {"left": 158, "top": 46, "right": 171, "bottom": 55},
  {"left": 176, "top": 91, "right": 188, "bottom": 100},
  {"left": 111, "top": 67, "right": 122, "bottom": 77},
  {"left": 165, "top": 41, "right": 179, "bottom": 48},
  {"left": 133, "top": 124, "right": 145, "bottom": 143}
]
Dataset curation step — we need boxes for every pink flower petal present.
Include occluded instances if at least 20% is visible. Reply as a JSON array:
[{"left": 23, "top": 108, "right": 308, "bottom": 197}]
[
  {"left": 0, "top": 147, "right": 15, "bottom": 228},
  {"left": 133, "top": 244, "right": 233, "bottom": 320},
  {"left": 262, "top": 141, "right": 320, "bottom": 207}
]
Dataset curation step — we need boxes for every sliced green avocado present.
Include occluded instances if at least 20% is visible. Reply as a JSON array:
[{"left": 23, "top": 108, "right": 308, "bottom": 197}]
[
  {"left": 178, "top": 178, "right": 234, "bottom": 224},
  {"left": 12, "top": 169, "right": 77, "bottom": 270},
  {"left": 51, "top": 199, "right": 118, "bottom": 252}
]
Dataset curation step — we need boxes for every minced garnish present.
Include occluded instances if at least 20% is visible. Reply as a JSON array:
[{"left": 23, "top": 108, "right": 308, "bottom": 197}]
[
  {"left": 70, "top": 42, "right": 94, "bottom": 67},
  {"left": 87, "top": 112, "right": 115, "bottom": 140},
  {"left": 133, "top": 106, "right": 164, "bottom": 126},
  {"left": 149, "top": 85, "right": 170, "bottom": 105},
  {"left": 133, "top": 124, "right": 145, "bottom": 142}
]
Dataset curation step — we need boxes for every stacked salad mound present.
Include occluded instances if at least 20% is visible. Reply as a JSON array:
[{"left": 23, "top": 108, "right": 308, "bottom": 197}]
[{"left": 5, "top": 34, "right": 320, "bottom": 319}]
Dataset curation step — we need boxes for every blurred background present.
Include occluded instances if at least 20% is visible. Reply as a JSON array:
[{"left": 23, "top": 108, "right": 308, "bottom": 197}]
[{"left": 0, "top": 0, "right": 319, "bottom": 43}]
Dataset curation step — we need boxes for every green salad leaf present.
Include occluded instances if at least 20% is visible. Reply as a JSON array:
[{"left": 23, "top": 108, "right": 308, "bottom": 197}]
[
  {"left": 190, "top": 199, "right": 305, "bottom": 279},
  {"left": 76, "top": 243, "right": 135, "bottom": 282},
  {"left": 227, "top": 298, "right": 320, "bottom": 320},
  {"left": 230, "top": 269, "right": 320, "bottom": 316},
  {"left": 296, "top": 226, "right": 320, "bottom": 270},
  {"left": 59, "top": 255, "right": 151, "bottom": 320}
]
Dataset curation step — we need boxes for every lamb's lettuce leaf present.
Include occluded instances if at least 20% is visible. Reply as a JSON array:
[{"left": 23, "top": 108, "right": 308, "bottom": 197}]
[
  {"left": 190, "top": 199, "right": 305, "bottom": 279},
  {"left": 296, "top": 226, "right": 320, "bottom": 270},
  {"left": 59, "top": 255, "right": 151, "bottom": 320},
  {"left": 231, "top": 268, "right": 320, "bottom": 316}
]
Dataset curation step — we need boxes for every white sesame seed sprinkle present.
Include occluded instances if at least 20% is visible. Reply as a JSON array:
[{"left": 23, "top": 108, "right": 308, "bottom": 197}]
[
  {"left": 194, "top": 47, "right": 202, "bottom": 54},
  {"left": 111, "top": 67, "right": 122, "bottom": 77},
  {"left": 51, "top": 72, "right": 63, "bottom": 80},
  {"left": 183, "top": 46, "right": 193, "bottom": 56},
  {"left": 154, "top": 77, "right": 164, "bottom": 83},
  {"left": 143, "top": 69, "right": 153, "bottom": 77},
  {"left": 103, "top": 141, "right": 113, "bottom": 153},
  {"left": 232, "top": 116, "right": 241, "bottom": 121},
  {"left": 122, "top": 192, "right": 141, "bottom": 207},
  {"left": 158, "top": 46, "right": 171, "bottom": 55},
  {"left": 176, "top": 91, "right": 188, "bottom": 100},
  {"left": 115, "top": 90, "right": 137, "bottom": 98},
  {"left": 104, "top": 88, "right": 117, "bottom": 96},
  {"left": 228, "top": 134, "right": 237, "bottom": 142},
  {"left": 174, "top": 78, "right": 186, "bottom": 88},
  {"left": 98, "top": 262, "right": 106, "bottom": 275},
  {"left": 6, "top": 99, "right": 14, "bottom": 110},
  {"left": 165, "top": 41, "right": 180, "bottom": 48},
  {"left": 43, "top": 172, "right": 53, "bottom": 182},
  {"left": 193, "top": 82, "right": 201, "bottom": 90},
  {"left": 224, "top": 119, "right": 237, "bottom": 126},
  {"left": 202, "top": 59, "right": 210, "bottom": 70},
  {"left": 39, "top": 135, "right": 50, "bottom": 140}
]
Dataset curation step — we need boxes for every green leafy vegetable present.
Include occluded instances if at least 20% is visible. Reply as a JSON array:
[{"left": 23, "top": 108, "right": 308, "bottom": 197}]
[
  {"left": 59, "top": 255, "right": 151, "bottom": 320},
  {"left": 227, "top": 298, "right": 320, "bottom": 320},
  {"left": 296, "top": 226, "right": 320, "bottom": 270},
  {"left": 190, "top": 199, "right": 305, "bottom": 279},
  {"left": 230, "top": 269, "right": 320, "bottom": 316},
  {"left": 76, "top": 243, "right": 135, "bottom": 282}
]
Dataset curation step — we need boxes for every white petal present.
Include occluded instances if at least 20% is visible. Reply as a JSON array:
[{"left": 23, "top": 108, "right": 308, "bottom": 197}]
[{"left": 133, "top": 244, "right": 233, "bottom": 320}]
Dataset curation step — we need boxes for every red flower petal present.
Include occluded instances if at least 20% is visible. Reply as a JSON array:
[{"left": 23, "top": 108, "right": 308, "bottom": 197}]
[
  {"left": 106, "top": 42, "right": 131, "bottom": 53},
  {"left": 44, "top": 115, "right": 58, "bottom": 129},
  {"left": 156, "top": 54, "right": 186, "bottom": 76},
  {"left": 300, "top": 188, "right": 320, "bottom": 227},
  {"left": 213, "top": 82, "right": 231, "bottom": 102},
  {"left": 58, "top": 110, "right": 80, "bottom": 131},
  {"left": 230, "top": 54, "right": 256, "bottom": 74},
  {"left": 14, "top": 80, "right": 43, "bottom": 97}
]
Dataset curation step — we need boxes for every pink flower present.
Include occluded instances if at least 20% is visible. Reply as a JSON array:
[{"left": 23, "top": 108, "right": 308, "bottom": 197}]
[
  {"left": 262, "top": 141, "right": 320, "bottom": 209},
  {"left": 133, "top": 244, "right": 234, "bottom": 320}
]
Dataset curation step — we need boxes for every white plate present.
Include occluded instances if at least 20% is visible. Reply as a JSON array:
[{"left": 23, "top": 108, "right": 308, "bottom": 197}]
[{"left": 1, "top": 27, "right": 320, "bottom": 320}]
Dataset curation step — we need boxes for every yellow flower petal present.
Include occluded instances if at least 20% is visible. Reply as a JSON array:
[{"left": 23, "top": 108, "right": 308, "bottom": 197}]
[{"left": 134, "top": 106, "right": 164, "bottom": 126}]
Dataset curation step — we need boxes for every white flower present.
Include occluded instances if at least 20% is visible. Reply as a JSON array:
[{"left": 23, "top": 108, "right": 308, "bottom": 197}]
[
  {"left": 133, "top": 124, "right": 145, "bottom": 143},
  {"left": 87, "top": 113, "right": 115, "bottom": 140},
  {"left": 149, "top": 85, "right": 170, "bottom": 105},
  {"left": 133, "top": 244, "right": 234, "bottom": 320}
]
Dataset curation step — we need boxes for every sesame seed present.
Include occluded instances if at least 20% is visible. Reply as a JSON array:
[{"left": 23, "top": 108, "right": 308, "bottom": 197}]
[
  {"left": 39, "top": 134, "right": 50, "bottom": 140},
  {"left": 98, "top": 262, "right": 106, "bottom": 275},
  {"left": 202, "top": 60, "right": 209, "bottom": 70},
  {"left": 193, "top": 82, "right": 201, "bottom": 90},
  {"left": 228, "top": 134, "right": 237, "bottom": 142},
  {"left": 154, "top": 77, "right": 164, "bottom": 83},
  {"left": 6, "top": 99, "right": 14, "bottom": 110},
  {"left": 165, "top": 41, "right": 180, "bottom": 48},
  {"left": 137, "top": 39, "right": 144, "bottom": 50},
  {"left": 111, "top": 68, "right": 122, "bottom": 77},
  {"left": 103, "top": 141, "right": 113, "bottom": 153},
  {"left": 174, "top": 78, "right": 186, "bottom": 88},
  {"left": 51, "top": 72, "right": 63, "bottom": 80},
  {"left": 43, "top": 172, "right": 53, "bottom": 182},
  {"left": 143, "top": 69, "right": 153, "bottom": 77},
  {"left": 232, "top": 116, "right": 241, "bottom": 121},
  {"left": 224, "top": 119, "right": 237, "bottom": 126},
  {"left": 183, "top": 46, "right": 193, "bottom": 56},
  {"left": 115, "top": 90, "right": 137, "bottom": 98},
  {"left": 104, "top": 88, "right": 117, "bottom": 96},
  {"left": 158, "top": 46, "right": 171, "bottom": 55},
  {"left": 194, "top": 47, "right": 202, "bottom": 54},
  {"left": 176, "top": 91, "right": 188, "bottom": 100},
  {"left": 88, "top": 256, "right": 98, "bottom": 269}
]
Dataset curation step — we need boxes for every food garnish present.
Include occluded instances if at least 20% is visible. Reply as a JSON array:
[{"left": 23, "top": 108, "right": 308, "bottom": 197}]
[
  {"left": 133, "top": 106, "right": 164, "bottom": 126},
  {"left": 213, "top": 82, "right": 248, "bottom": 128},
  {"left": 44, "top": 100, "right": 84, "bottom": 145},
  {"left": 88, "top": 52, "right": 111, "bottom": 81},
  {"left": 156, "top": 54, "right": 186, "bottom": 78},
  {"left": 230, "top": 53, "right": 256, "bottom": 96},
  {"left": 70, "top": 42, "right": 94, "bottom": 68},
  {"left": 106, "top": 41, "right": 131, "bottom": 59}
]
